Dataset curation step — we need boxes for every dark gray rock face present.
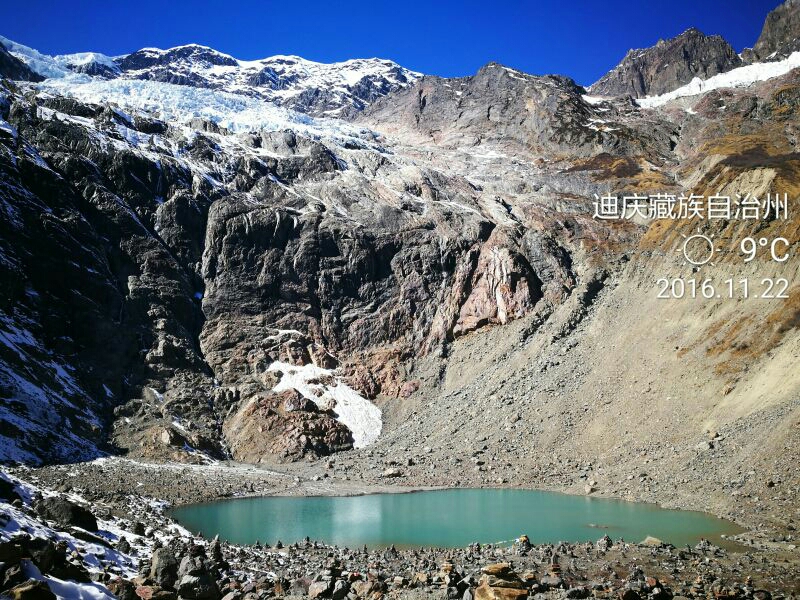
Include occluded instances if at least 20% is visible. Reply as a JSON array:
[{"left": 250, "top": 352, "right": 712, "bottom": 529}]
[
  {"left": 66, "top": 60, "right": 120, "bottom": 79},
  {"left": 34, "top": 497, "right": 98, "bottom": 531},
  {"left": 176, "top": 554, "right": 221, "bottom": 600},
  {"left": 0, "top": 475, "right": 21, "bottom": 502},
  {"left": 149, "top": 547, "right": 179, "bottom": 588},
  {"left": 0, "top": 92, "right": 221, "bottom": 463},
  {"left": 743, "top": 0, "right": 800, "bottom": 62},
  {"left": 1, "top": 0, "right": 796, "bottom": 468},
  {"left": 117, "top": 45, "right": 238, "bottom": 72},
  {"left": 590, "top": 28, "right": 742, "bottom": 98},
  {"left": 359, "top": 62, "right": 677, "bottom": 159},
  {"left": 0, "top": 43, "right": 43, "bottom": 82}
]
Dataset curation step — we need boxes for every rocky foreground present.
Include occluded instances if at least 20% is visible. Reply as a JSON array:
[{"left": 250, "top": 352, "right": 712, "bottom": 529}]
[{"left": 2, "top": 463, "right": 799, "bottom": 599}]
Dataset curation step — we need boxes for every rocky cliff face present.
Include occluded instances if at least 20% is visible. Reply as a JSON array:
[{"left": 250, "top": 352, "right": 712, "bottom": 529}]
[
  {"left": 743, "top": 0, "right": 800, "bottom": 62},
  {"left": 360, "top": 63, "right": 677, "bottom": 159},
  {"left": 0, "top": 43, "right": 43, "bottom": 82},
  {"left": 590, "top": 28, "right": 742, "bottom": 98},
  {"left": 0, "top": 53, "right": 662, "bottom": 464}
]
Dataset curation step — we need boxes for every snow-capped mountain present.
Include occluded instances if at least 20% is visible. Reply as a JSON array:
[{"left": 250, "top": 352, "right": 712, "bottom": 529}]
[{"left": 0, "top": 36, "right": 420, "bottom": 117}]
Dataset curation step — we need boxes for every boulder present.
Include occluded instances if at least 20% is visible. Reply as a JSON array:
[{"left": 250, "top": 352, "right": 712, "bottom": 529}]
[
  {"left": 308, "top": 580, "right": 331, "bottom": 599},
  {"left": 223, "top": 390, "right": 353, "bottom": 463},
  {"left": 641, "top": 536, "right": 663, "bottom": 547},
  {"left": 177, "top": 573, "right": 221, "bottom": 600},
  {"left": 479, "top": 564, "right": 524, "bottom": 589},
  {"left": 178, "top": 555, "right": 206, "bottom": 577},
  {"left": 34, "top": 497, "right": 98, "bottom": 531},
  {"left": 23, "top": 537, "right": 89, "bottom": 582},
  {"left": 160, "top": 428, "right": 186, "bottom": 447},
  {"left": 3, "top": 579, "right": 57, "bottom": 600},
  {"left": 134, "top": 585, "right": 178, "bottom": 600},
  {"left": 351, "top": 580, "right": 377, "bottom": 597},
  {"left": 149, "top": 547, "right": 179, "bottom": 589},
  {"left": 474, "top": 584, "right": 528, "bottom": 600},
  {"left": 2, "top": 563, "right": 27, "bottom": 589},
  {"left": 475, "top": 563, "right": 527, "bottom": 600},
  {"left": 331, "top": 579, "right": 350, "bottom": 599},
  {"left": 540, "top": 574, "right": 563, "bottom": 588},
  {"left": 283, "top": 391, "right": 318, "bottom": 413},
  {"left": 0, "top": 540, "right": 24, "bottom": 563},
  {"left": 0, "top": 477, "right": 22, "bottom": 503},
  {"left": 106, "top": 578, "right": 139, "bottom": 600}
]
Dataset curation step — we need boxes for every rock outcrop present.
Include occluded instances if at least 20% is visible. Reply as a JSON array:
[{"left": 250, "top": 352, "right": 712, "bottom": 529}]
[
  {"left": 34, "top": 497, "right": 98, "bottom": 532},
  {"left": 742, "top": 0, "right": 800, "bottom": 62},
  {"left": 0, "top": 73, "right": 599, "bottom": 463},
  {"left": 223, "top": 390, "right": 354, "bottom": 463},
  {"left": 0, "top": 43, "right": 43, "bottom": 82},
  {"left": 590, "top": 28, "right": 742, "bottom": 98}
]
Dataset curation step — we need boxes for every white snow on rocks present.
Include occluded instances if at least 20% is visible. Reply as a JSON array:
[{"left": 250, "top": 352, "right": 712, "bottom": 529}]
[
  {"left": 267, "top": 361, "right": 382, "bottom": 448},
  {"left": 35, "top": 77, "right": 382, "bottom": 147},
  {"left": 117, "top": 45, "right": 420, "bottom": 105},
  {"left": 0, "top": 312, "right": 104, "bottom": 464},
  {"left": 581, "top": 95, "right": 607, "bottom": 105},
  {"left": 0, "top": 472, "right": 137, "bottom": 599},
  {"left": 637, "top": 51, "right": 800, "bottom": 108},
  {"left": 1, "top": 35, "right": 419, "bottom": 122}
]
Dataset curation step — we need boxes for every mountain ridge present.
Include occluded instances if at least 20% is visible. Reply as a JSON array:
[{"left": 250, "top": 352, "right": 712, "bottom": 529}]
[
  {"left": 0, "top": 35, "right": 421, "bottom": 117},
  {"left": 589, "top": 27, "right": 743, "bottom": 98},
  {"left": 4, "top": 0, "right": 800, "bottom": 110}
]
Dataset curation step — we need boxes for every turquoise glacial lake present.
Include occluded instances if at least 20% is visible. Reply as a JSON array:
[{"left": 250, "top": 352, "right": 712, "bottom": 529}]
[{"left": 170, "top": 488, "right": 743, "bottom": 549}]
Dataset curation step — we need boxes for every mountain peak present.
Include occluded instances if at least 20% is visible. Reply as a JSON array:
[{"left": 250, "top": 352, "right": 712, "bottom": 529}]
[
  {"left": 742, "top": 0, "right": 800, "bottom": 62},
  {"left": 117, "top": 44, "right": 239, "bottom": 71},
  {"left": 591, "top": 28, "right": 741, "bottom": 98}
]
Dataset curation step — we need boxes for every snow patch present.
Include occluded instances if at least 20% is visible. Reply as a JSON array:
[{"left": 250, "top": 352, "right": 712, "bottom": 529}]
[
  {"left": 582, "top": 95, "right": 607, "bottom": 105},
  {"left": 638, "top": 51, "right": 800, "bottom": 108},
  {"left": 267, "top": 361, "right": 382, "bottom": 447}
]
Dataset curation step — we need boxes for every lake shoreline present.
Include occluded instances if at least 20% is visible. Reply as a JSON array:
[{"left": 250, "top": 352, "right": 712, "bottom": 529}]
[
  {"left": 18, "top": 456, "right": 792, "bottom": 554},
  {"left": 4, "top": 460, "right": 800, "bottom": 598}
]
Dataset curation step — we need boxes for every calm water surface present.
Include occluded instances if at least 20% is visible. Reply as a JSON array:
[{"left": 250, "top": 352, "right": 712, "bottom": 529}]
[{"left": 170, "top": 488, "right": 743, "bottom": 549}]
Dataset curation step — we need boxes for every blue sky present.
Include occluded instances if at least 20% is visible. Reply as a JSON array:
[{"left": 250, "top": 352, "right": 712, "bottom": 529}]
[{"left": 2, "top": 0, "right": 783, "bottom": 85}]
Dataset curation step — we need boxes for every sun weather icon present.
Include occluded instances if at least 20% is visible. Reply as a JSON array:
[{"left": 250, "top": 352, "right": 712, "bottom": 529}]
[{"left": 680, "top": 230, "right": 720, "bottom": 266}]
